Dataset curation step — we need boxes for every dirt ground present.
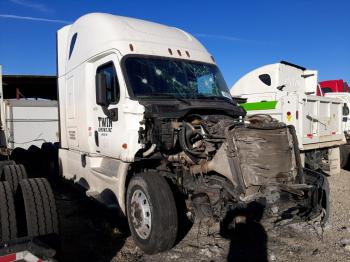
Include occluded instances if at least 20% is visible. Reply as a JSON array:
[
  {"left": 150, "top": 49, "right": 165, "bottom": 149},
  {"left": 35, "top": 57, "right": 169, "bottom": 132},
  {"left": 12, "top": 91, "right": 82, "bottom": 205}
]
[{"left": 54, "top": 169, "right": 350, "bottom": 262}]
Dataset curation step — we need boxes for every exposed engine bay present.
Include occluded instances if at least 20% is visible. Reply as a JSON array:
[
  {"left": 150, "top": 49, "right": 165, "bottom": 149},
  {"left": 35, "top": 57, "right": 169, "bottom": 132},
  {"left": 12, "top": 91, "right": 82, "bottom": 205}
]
[{"left": 137, "top": 102, "right": 328, "bottom": 224}]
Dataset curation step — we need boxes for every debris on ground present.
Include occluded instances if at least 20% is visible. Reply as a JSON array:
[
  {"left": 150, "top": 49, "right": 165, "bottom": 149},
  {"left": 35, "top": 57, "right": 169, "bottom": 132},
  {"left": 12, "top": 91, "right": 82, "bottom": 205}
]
[{"left": 54, "top": 169, "right": 350, "bottom": 262}]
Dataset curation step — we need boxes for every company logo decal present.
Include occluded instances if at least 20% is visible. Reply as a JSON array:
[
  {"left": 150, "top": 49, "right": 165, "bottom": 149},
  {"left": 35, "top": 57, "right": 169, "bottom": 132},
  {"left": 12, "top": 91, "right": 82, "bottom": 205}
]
[{"left": 98, "top": 117, "right": 113, "bottom": 132}]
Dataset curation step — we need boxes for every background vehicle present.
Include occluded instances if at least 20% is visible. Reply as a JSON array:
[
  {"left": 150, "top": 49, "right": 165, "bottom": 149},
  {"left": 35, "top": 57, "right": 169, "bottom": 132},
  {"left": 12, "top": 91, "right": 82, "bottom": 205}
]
[
  {"left": 4, "top": 99, "right": 58, "bottom": 150},
  {"left": 317, "top": 79, "right": 349, "bottom": 96},
  {"left": 56, "top": 13, "right": 329, "bottom": 254},
  {"left": 0, "top": 70, "right": 59, "bottom": 150},
  {"left": 320, "top": 92, "right": 350, "bottom": 168},
  {"left": 231, "top": 61, "right": 346, "bottom": 174},
  {"left": 0, "top": 66, "right": 60, "bottom": 261},
  {"left": 312, "top": 78, "right": 350, "bottom": 167}
]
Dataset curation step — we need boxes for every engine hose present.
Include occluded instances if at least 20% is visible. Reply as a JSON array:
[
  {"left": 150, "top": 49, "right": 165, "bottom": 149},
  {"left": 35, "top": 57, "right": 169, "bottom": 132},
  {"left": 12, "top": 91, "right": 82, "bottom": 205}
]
[
  {"left": 179, "top": 121, "right": 206, "bottom": 158},
  {"left": 142, "top": 144, "right": 156, "bottom": 157}
]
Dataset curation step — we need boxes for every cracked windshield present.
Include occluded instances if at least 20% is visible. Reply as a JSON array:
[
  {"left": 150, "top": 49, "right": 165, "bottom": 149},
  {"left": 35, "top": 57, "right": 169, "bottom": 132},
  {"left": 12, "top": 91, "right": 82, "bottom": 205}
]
[{"left": 125, "top": 57, "right": 232, "bottom": 100}]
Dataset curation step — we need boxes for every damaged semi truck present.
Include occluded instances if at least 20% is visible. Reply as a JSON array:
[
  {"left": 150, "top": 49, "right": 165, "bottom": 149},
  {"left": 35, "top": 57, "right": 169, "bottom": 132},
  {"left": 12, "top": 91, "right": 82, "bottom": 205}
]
[{"left": 57, "top": 13, "right": 329, "bottom": 254}]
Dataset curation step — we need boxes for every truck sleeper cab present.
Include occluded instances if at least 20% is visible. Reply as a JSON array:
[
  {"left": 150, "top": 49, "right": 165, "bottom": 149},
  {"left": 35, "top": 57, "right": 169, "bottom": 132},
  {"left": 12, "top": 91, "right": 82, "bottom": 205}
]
[{"left": 57, "top": 13, "right": 329, "bottom": 254}]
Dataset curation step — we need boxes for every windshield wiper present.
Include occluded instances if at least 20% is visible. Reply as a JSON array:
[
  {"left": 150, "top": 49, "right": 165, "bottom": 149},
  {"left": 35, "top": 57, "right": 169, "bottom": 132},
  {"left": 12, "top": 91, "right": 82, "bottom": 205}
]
[
  {"left": 151, "top": 94, "right": 191, "bottom": 105},
  {"left": 195, "top": 94, "right": 236, "bottom": 105}
]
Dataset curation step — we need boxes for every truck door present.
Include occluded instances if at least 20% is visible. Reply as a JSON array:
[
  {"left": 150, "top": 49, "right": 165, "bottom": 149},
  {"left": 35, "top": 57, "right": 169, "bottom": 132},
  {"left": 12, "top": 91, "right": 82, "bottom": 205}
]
[{"left": 92, "top": 54, "right": 123, "bottom": 158}]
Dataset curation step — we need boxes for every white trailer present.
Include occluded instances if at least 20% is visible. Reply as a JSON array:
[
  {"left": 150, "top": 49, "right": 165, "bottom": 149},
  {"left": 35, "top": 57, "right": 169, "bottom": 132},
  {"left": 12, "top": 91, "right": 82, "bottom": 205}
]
[
  {"left": 231, "top": 61, "right": 346, "bottom": 174},
  {"left": 4, "top": 99, "right": 59, "bottom": 150},
  {"left": 0, "top": 66, "right": 59, "bottom": 151}
]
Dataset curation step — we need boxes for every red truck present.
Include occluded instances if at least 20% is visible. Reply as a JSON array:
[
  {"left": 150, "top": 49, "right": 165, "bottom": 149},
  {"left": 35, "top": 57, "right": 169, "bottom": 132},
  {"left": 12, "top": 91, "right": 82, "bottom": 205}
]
[{"left": 317, "top": 79, "right": 349, "bottom": 96}]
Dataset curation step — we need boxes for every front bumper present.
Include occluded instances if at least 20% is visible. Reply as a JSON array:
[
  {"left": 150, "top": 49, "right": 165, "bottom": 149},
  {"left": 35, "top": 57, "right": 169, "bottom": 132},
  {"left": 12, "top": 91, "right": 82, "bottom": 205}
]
[{"left": 239, "top": 169, "right": 329, "bottom": 224}]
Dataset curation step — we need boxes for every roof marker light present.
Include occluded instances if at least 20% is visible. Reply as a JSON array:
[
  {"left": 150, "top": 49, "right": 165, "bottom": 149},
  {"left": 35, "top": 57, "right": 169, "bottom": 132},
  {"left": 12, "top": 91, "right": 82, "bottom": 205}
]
[
  {"left": 129, "top": 44, "right": 134, "bottom": 51},
  {"left": 185, "top": 51, "right": 190, "bottom": 57},
  {"left": 168, "top": 48, "right": 173, "bottom": 55},
  {"left": 177, "top": 50, "right": 182, "bottom": 56}
]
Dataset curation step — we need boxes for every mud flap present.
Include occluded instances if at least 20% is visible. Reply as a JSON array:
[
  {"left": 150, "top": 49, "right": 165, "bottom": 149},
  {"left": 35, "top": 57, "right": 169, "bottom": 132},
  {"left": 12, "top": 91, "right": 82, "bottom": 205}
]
[
  {"left": 302, "top": 168, "right": 330, "bottom": 223},
  {"left": 328, "top": 147, "right": 340, "bottom": 176}
]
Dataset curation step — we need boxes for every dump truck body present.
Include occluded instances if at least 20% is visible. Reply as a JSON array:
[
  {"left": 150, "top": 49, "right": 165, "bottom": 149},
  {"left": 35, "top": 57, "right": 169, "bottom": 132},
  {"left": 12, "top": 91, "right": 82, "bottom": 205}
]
[{"left": 231, "top": 62, "right": 345, "bottom": 172}]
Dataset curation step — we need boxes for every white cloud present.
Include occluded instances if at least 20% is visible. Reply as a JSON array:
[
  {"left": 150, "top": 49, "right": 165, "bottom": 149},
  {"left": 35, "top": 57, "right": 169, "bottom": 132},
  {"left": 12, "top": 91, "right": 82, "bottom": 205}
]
[
  {"left": 0, "top": 14, "right": 70, "bottom": 24},
  {"left": 9, "top": 0, "right": 53, "bottom": 14}
]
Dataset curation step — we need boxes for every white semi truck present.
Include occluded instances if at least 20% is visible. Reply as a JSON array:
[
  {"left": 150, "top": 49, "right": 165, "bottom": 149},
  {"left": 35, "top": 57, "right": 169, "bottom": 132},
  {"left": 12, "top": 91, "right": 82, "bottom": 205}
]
[
  {"left": 55, "top": 13, "right": 329, "bottom": 254},
  {"left": 231, "top": 62, "right": 346, "bottom": 174}
]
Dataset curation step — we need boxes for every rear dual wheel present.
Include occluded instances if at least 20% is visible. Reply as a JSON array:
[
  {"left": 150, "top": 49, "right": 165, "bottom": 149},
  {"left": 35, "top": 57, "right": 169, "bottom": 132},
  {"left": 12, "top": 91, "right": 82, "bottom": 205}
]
[
  {"left": 0, "top": 181, "right": 17, "bottom": 242},
  {"left": 0, "top": 175, "right": 59, "bottom": 243},
  {"left": 1, "top": 164, "right": 27, "bottom": 192},
  {"left": 126, "top": 173, "right": 178, "bottom": 254},
  {"left": 16, "top": 178, "right": 59, "bottom": 237}
]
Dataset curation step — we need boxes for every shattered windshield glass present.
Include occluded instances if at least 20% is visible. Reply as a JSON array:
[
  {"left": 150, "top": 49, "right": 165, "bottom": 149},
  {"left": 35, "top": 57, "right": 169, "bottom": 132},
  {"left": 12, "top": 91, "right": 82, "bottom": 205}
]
[{"left": 124, "top": 57, "right": 232, "bottom": 101}]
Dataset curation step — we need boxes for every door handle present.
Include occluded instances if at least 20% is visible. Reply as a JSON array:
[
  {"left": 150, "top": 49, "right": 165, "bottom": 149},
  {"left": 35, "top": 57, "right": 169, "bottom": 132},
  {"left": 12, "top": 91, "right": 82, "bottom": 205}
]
[{"left": 94, "top": 130, "right": 99, "bottom": 147}]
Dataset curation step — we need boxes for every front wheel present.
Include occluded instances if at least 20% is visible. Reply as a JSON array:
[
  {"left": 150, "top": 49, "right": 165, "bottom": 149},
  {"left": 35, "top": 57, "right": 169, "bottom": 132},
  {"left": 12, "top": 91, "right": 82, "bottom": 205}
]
[{"left": 126, "top": 173, "right": 178, "bottom": 254}]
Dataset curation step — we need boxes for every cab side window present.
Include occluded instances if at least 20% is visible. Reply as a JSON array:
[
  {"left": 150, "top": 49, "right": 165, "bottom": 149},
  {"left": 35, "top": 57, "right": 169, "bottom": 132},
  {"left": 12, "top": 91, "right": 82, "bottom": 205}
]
[{"left": 96, "top": 62, "right": 120, "bottom": 104}]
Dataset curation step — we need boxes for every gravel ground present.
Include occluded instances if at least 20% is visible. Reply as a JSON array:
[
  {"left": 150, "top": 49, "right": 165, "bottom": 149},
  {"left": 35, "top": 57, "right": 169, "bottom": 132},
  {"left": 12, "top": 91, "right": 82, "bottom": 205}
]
[{"left": 55, "top": 169, "right": 350, "bottom": 262}]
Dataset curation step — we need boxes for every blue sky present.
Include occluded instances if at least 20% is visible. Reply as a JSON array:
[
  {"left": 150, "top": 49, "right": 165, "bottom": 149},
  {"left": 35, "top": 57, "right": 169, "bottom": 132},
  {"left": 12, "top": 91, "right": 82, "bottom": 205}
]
[{"left": 0, "top": 0, "right": 349, "bottom": 87}]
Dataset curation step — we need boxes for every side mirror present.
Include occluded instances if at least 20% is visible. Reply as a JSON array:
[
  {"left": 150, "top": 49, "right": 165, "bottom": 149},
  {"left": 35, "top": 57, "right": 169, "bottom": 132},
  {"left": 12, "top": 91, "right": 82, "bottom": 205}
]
[
  {"left": 343, "top": 103, "right": 349, "bottom": 116},
  {"left": 96, "top": 72, "right": 109, "bottom": 107}
]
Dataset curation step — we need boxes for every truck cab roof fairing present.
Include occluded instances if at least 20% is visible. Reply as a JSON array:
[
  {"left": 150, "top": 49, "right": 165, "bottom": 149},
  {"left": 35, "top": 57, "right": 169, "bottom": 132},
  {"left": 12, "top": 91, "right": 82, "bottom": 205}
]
[{"left": 57, "top": 13, "right": 214, "bottom": 76}]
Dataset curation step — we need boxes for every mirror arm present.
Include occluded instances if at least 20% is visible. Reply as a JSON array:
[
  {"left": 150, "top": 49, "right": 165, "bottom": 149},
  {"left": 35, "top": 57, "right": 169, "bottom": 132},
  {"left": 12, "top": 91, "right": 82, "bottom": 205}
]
[{"left": 102, "top": 106, "right": 118, "bottom": 121}]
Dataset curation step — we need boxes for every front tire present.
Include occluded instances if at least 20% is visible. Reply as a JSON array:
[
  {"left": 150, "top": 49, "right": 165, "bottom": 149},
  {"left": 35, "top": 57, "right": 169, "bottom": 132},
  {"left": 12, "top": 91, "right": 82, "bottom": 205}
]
[{"left": 126, "top": 173, "right": 178, "bottom": 254}]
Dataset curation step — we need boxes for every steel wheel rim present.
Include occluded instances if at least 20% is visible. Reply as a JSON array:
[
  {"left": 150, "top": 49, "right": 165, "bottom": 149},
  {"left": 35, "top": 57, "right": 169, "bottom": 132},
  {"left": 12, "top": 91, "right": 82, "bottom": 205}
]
[{"left": 130, "top": 189, "right": 152, "bottom": 239}]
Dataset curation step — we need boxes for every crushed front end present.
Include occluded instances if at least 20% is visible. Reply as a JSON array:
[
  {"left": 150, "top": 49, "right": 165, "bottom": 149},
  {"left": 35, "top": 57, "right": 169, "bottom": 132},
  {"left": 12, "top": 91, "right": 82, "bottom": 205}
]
[
  {"left": 220, "top": 116, "right": 329, "bottom": 224},
  {"left": 137, "top": 103, "right": 329, "bottom": 225}
]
